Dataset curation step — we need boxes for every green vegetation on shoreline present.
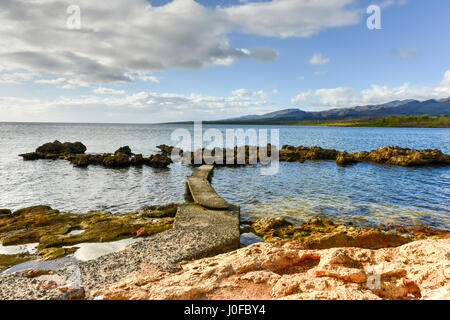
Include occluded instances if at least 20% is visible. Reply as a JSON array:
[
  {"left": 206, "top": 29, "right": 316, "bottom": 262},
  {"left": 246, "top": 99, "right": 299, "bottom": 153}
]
[
  {"left": 192, "top": 115, "right": 450, "bottom": 128},
  {"left": 306, "top": 115, "right": 450, "bottom": 128}
]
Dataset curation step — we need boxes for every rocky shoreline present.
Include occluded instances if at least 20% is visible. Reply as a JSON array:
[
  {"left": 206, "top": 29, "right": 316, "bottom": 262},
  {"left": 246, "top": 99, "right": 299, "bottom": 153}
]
[
  {"left": 0, "top": 205, "right": 448, "bottom": 300},
  {"left": 4, "top": 145, "right": 449, "bottom": 300},
  {"left": 0, "top": 204, "right": 178, "bottom": 270}
]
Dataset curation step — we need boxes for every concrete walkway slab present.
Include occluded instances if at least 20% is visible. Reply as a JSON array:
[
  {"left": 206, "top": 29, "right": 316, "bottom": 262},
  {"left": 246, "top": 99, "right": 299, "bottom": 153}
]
[{"left": 186, "top": 165, "right": 229, "bottom": 209}]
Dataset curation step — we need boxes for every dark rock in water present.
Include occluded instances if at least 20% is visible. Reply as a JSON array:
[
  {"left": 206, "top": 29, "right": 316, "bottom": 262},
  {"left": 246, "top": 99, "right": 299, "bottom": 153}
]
[
  {"left": 36, "top": 140, "right": 86, "bottom": 155},
  {"left": 130, "top": 154, "right": 145, "bottom": 166},
  {"left": 19, "top": 140, "right": 87, "bottom": 161},
  {"left": 114, "top": 146, "right": 133, "bottom": 156},
  {"left": 71, "top": 154, "right": 90, "bottom": 167},
  {"left": 0, "top": 209, "right": 11, "bottom": 217},
  {"left": 366, "top": 146, "right": 450, "bottom": 166},
  {"left": 156, "top": 144, "right": 182, "bottom": 157},
  {"left": 147, "top": 154, "right": 172, "bottom": 168},
  {"left": 103, "top": 153, "right": 131, "bottom": 167},
  {"left": 336, "top": 152, "right": 358, "bottom": 166},
  {"left": 240, "top": 232, "right": 264, "bottom": 246},
  {"left": 19, "top": 152, "right": 42, "bottom": 160}
]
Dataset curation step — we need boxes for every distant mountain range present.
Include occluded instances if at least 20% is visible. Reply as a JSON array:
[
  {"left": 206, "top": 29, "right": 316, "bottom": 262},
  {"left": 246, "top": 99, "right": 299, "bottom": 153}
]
[{"left": 219, "top": 98, "right": 450, "bottom": 122}]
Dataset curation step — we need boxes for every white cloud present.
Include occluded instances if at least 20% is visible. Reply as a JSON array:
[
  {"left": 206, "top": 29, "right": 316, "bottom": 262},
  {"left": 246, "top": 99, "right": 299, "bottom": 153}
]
[
  {"left": 0, "top": 72, "right": 34, "bottom": 83},
  {"left": 232, "top": 88, "right": 268, "bottom": 99},
  {"left": 0, "top": 89, "right": 276, "bottom": 122},
  {"left": 391, "top": 48, "right": 417, "bottom": 58},
  {"left": 92, "top": 87, "right": 126, "bottom": 95},
  {"left": 291, "top": 70, "right": 450, "bottom": 108},
  {"left": 309, "top": 53, "right": 330, "bottom": 65},
  {"left": 138, "top": 75, "right": 160, "bottom": 84},
  {"left": 0, "top": 0, "right": 364, "bottom": 86},
  {"left": 35, "top": 77, "right": 89, "bottom": 89},
  {"left": 223, "top": 0, "right": 360, "bottom": 38}
]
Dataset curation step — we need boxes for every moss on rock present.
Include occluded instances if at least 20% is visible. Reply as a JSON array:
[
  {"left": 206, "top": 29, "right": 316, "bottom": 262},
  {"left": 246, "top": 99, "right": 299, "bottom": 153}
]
[{"left": 0, "top": 204, "right": 178, "bottom": 265}]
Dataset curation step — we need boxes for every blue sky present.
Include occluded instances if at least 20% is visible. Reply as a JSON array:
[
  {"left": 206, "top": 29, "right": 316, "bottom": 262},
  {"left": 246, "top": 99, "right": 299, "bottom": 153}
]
[{"left": 0, "top": 0, "right": 449, "bottom": 123}]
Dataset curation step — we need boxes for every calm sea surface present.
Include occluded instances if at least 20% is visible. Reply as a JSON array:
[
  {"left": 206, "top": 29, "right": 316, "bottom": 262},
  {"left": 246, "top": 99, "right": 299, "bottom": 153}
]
[{"left": 0, "top": 123, "right": 449, "bottom": 229}]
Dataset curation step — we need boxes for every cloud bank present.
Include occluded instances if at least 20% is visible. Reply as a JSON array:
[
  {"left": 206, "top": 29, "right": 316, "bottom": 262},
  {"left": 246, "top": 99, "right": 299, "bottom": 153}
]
[
  {"left": 291, "top": 70, "right": 450, "bottom": 108},
  {"left": 0, "top": 0, "right": 363, "bottom": 86}
]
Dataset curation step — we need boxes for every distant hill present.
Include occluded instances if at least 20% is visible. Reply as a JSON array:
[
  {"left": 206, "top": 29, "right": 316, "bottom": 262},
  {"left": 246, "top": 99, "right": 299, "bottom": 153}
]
[{"left": 220, "top": 98, "right": 450, "bottom": 122}]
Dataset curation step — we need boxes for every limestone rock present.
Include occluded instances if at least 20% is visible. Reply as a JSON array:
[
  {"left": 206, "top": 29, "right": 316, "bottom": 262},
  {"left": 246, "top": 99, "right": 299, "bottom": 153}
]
[{"left": 93, "top": 239, "right": 450, "bottom": 300}]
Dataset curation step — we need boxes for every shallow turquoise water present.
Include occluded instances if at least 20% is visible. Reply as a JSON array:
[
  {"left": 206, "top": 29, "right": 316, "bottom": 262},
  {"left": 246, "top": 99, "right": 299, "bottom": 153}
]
[{"left": 0, "top": 122, "right": 448, "bottom": 229}]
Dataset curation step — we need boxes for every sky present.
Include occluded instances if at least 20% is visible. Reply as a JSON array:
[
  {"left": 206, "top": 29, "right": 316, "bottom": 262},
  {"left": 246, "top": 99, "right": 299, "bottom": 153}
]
[{"left": 0, "top": 0, "right": 449, "bottom": 123}]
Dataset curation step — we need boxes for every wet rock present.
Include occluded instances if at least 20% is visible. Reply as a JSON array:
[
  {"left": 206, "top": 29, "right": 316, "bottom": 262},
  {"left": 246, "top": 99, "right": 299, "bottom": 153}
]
[
  {"left": 103, "top": 153, "right": 131, "bottom": 167},
  {"left": 336, "top": 152, "right": 358, "bottom": 166},
  {"left": 19, "top": 140, "right": 87, "bottom": 160},
  {"left": 240, "top": 233, "right": 264, "bottom": 246},
  {"left": 0, "top": 253, "right": 36, "bottom": 272},
  {"left": 39, "top": 247, "right": 79, "bottom": 260},
  {"left": 130, "top": 154, "right": 145, "bottom": 166},
  {"left": 36, "top": 141, "right": 86, "bottom": 155},
  {"left": 252, "top": 217, "right": 293, "bottom": 234},
  {"left": 0, "top": 205, "right": 177, "bottom": 266},
  {"left": 367, "top": 146, "right": 450, "bottom": 166},
  {"left": 147, "top": 154, "right": 172, "bottom": 168},
  {"left": 156, "top": 144, "right": 182, "bottom": 156},
  {"left": 71, "top": 154, "right": 90, "bottom": 167},
  {"left": 115, "top": 146, "right": 133, "bottom": 156},
  {"left": 19, "top": 152, "right": 42, "bottom": 160},
  {"left": 139, "top": 203, "right": 178, "bottom": 218},
  {"left": 253, "top": 217, "right": 338, "bottom": 241},
  {"left": 0, "top": 209, "right": 11, "bottom": 217}
]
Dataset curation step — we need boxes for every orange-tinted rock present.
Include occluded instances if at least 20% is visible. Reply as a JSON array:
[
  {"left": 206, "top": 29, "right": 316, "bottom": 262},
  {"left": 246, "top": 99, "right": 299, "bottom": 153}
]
[
  {"left": 38, "top": 280, "right": 57, "bottom": 290},
  {"left": 134, "top": 227, "right": 147, "bottom": 237},
  {"left": 93, "top": 239, "right": 449, "bottom": 300}
]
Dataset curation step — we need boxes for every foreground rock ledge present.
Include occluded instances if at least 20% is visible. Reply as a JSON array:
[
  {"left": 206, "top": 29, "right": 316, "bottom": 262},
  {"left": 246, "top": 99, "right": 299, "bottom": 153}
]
[{"left": 93, "top": 238, "right": 449, "bottom": 300}]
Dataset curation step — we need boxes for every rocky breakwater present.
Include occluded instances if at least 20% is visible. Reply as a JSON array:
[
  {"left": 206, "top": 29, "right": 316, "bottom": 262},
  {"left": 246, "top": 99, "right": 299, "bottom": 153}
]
[
  {"left": 19, "top": 141, "right": 172, "bottom": 168},
  {"left": 159, "top": 143, "right": 450, "bottom": 167},
  {"left": 279, "top": 144, "right": 450, "bottom": 167},
  {"left": 0, "top": 204, "right": 178, "bottom": 271}
]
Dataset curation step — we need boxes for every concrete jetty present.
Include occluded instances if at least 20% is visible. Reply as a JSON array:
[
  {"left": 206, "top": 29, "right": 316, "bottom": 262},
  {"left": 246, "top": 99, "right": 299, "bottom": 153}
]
[
  {"left": 79, "top": 165, "right": 240, "bottom": 288},
  {"left": 185, "top": 164, "right": 229, "bottom": 209}
]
